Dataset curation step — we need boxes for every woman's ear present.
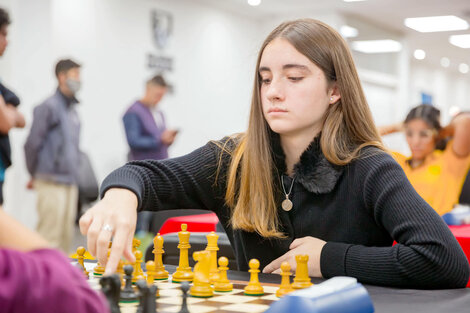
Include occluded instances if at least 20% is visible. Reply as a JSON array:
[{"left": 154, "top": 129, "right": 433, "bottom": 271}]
[{"left": 329, "top": 83, "right": 341, "bottom": 104}]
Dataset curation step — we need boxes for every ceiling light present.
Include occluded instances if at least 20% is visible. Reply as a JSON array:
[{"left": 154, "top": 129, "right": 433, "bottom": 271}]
[
  {"left": 351, "top": 40, "right": 402, "bottom": 53},
  {"left": 404, "top": 15, "right": 469, "bottom": 33},
  {"left": 413, "top": 49, "right": 426, "bottom": 60},
  {"left": 449, "top": 34, "right": 470, "bottom": 48},
  {"left": 459, "top": 63, "right": 469, "bottom": 74},
  {"left": 340, "top": 25, "right": 359, "bottom": 38},
  {"left": 247, "top": 0, "right": 261, "bottom": 6},
  {"left": 440, "top": 57, "right": 450, "bottom": 68}
]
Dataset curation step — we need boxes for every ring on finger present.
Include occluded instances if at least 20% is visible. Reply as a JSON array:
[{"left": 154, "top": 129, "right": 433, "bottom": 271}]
[{"left": 101, "top": 223, "right": 114, "bottom": 232}]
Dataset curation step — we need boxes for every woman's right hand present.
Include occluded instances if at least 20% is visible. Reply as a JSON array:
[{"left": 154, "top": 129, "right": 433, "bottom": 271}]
[{"left": 79, "top": 188, "right": 138, "bottom": 275}]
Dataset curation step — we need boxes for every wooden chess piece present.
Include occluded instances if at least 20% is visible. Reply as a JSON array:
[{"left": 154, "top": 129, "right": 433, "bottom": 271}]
[
  {"left": 76, "top": 246, "right": 89, "bottom": 277},
  {"left": 179, "top": 281, "right": 190, "bottom": 313},
  {"left": 99, "top": 274, "right": 122, "bottom": 313},
  {"left": 214, "top": 256, "right": 233, "bottom": 292},
  {"left": 244, "top": 259, "right": 264, "bottom": 296},
  {"left": 291, "top": 254, "right": 313, "bottom": 289},
  {"left": 153, "top": 232, "right": 169, "bottom": 280},
  {"left": 189, "top": 250, "right": 213, "bottom": 298},
  {"left": 146, "top": 261, "right": 160, "bottom": 298},
  {"left": 120, "top": 265, "right": 138, "bottom": 303},
  {"left": 132, "top": 238, "right": 141, "bottom": 253},
  {"left": 205, "top": 231, "right": 220, "bottom": 283},
  {"left": 276, "top": 261, "right": 294, "bottom": 297},
  {"left": 132, "top": 250, "right": 146, "bottom": 283},
  {"left": 171, "top": 224, "right": 194, "bottom": 283}
]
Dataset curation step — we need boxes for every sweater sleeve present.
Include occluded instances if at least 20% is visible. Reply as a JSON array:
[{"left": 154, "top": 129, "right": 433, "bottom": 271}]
[
  {"left": 100, "top": 140, "right": 226, "bottom": 212},
  {"left": 320, "top": 151, "right": 470, "bottom": 289},
  {"left": 0, "top": 248, "right": 109, "bottom": 313}
]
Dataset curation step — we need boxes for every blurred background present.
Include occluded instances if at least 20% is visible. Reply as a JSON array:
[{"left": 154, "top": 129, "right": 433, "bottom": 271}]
[{"left": 1, "top": 0, "right": 469, "bottom": 230}]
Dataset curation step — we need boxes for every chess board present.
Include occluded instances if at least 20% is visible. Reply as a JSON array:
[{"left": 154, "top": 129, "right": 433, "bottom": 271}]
[{"left": 80, "top": 262, "right": 279, "bottom": 313}]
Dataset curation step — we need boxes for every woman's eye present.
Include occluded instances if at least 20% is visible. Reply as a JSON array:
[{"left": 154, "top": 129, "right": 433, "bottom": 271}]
[
  {"left": 288, "top": 77, "right": 303, "bottom": 82},
  {"left": 260, "top": 78, "right": 271, "bottom": 84}
]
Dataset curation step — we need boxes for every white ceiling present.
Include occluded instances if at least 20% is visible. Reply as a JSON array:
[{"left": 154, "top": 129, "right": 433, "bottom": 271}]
[{"left": 196, "top": 0, "right": 470, "bottom": 72}]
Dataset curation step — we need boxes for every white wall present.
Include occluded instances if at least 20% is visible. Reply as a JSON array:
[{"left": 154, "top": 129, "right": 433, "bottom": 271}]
[{"left": 0, "top": 0, "right": 264, "bottom": 227}]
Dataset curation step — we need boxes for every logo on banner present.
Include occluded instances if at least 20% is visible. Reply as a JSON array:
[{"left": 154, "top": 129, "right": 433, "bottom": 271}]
[{"left": 151, "top": 10, "right": 173, "bottom": 50}]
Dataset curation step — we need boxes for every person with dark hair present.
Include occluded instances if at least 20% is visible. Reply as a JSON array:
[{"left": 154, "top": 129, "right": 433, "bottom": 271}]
[
  {"left": 0, "top": 7, "right": 25, "bottom": 205},
  {"left": 122, "top": 74, "right": 178, "bottom": 236},
  {"left": 379, "top": 104, "right": 470, "bottom": 215},
  {"left": 81, "top": 19, "right": 468, "bottom": 289},
  {"left": 24, "top": 59, "right": 82, "bottom": 253}
]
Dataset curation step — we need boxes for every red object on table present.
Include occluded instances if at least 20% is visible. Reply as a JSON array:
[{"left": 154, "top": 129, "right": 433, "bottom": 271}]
[
  {"left": 158, "top": 213, "right": 219, "bottom": 235},
  {"left": 449, "top": 225, "right": 470, "bottom": 287}
]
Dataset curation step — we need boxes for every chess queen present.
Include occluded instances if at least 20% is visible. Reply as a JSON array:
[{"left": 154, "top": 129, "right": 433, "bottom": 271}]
[{"left": 80, "top": 18, "right": 469, "bottom": 289}]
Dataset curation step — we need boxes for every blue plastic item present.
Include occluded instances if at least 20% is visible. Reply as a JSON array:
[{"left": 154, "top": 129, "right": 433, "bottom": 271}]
[
  {"left": 442, "top": 205, "right": 470, "bottom": 226},
  {"left": 264, "top": 277, "right": 374, "bottom": 313}
]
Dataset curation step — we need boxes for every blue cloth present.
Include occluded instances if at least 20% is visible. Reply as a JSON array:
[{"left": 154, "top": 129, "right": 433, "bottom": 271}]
[
  {"left": 24, "top": 89, "right": 80, "bottom": 184},
  {"left": 0, "top": 157, "right": 4, "bottom": 182}
]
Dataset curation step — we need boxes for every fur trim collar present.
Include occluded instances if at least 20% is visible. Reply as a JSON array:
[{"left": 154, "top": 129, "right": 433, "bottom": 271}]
[{"left": 270, "top": 132, "right": 344, "bottom": 194}]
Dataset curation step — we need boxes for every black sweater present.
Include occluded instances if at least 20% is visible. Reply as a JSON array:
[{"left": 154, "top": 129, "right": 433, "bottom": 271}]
[{"left": 101, "top": 136, "right": 470, "bottom": 289}]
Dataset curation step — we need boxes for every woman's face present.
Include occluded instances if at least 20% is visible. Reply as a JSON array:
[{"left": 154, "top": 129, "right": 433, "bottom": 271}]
[
  {"left": 259, "top": 38, "right": 337, "bottom": 139},
  {"left": 405, "top": 119, "right": 436, "bottom": 160}
]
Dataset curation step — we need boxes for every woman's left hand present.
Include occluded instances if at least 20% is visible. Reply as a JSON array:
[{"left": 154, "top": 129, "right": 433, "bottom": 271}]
[{"left": 262, "top": 236, "right": 326, "bottom": 277}]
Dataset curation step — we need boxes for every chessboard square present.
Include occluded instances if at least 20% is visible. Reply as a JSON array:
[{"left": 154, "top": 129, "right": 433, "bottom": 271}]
[
  {"left": 159, "top": 288, "right": 182, "bottom": 297},
  {"left": 220, "top": 303, "right": 271, "bottom": 312},
  {"left": 213, "top": 289, "right": 244, "bottom": 295},
  {"left": 156, "top": 282, "right": 181, "bottom": 290},
  {"left": 158, "top": 295, "right": 206, "bottom": 305},
  {"left": 260, "top": 294, "right": 279, "bottom": 301},
  {"left": 208, "top": 294, "right": 258, "bottom": 303},
  {"left": 161, "top": 304, "right": 219, "bottom": 313},
  {"left": 262, "top": 286, "right": 278, "bottom": 293}
]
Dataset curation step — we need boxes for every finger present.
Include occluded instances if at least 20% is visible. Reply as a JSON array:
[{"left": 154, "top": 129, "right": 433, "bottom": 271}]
[
  {"left": 289, "top": 238, "right": 306, "bottom": 250},
  {"left": 86, "top": 216, "right": 103, "bottom": 257},
  {"left": 122, "top": 228, "right": 136, "bottom": 263},
  {"left": 96, "top": 226, "right": 113, "bottom": 267},
  {"left": 105, "top": 224, "right": 130, "bottom": 275},
  {"left": 272, "top": 268, "right": 281, "bottom": 275},
  {"left": 79, "top": 211, "right": 93, "bottom": 235},
  {"left": 263, "top": 253, "right": 289, "bottom": 274}
]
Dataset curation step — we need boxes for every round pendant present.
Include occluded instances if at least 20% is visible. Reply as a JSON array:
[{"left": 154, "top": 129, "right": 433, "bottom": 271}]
[{"left": 282, "top": 199, "right": 293, "bottom": 211}]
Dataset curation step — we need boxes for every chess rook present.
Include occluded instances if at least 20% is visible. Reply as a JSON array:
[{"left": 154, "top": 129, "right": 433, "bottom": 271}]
[
  {"left": 172, "top": 224, "right": 194, "bottom": 283},
  {"left": 291, "top": 254, "right": 313, "bottom": 289}
]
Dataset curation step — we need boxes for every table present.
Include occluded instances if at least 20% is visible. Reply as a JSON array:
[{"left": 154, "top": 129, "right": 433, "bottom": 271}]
[{"left": 449, "top": 225, "right": 470, "bottom": 287}]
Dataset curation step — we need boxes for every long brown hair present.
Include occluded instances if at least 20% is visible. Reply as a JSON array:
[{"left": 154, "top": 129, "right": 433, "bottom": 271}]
[{"left": 222, "top": 19, "right": 384, "bottom": 238}]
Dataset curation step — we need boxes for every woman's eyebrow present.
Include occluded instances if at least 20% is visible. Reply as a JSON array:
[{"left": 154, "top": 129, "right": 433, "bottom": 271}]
[{"left": 282, "top": 64, "right": 311, "bottom": 72}]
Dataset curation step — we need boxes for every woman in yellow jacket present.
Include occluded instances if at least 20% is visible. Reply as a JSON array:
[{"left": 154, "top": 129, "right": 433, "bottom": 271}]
[{"left": 380, "top": 104, "right": 470, "bottom": 215}]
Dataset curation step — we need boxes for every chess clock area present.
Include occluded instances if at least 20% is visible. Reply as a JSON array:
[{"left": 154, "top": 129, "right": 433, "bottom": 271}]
[{"left": 71, "top": 224, "right": 470, "bottom": 313}]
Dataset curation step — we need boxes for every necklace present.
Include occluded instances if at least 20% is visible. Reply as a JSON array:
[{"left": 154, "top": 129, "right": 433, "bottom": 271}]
[{"left": 281, "top": 175, "right": 295, "bottom": 212}]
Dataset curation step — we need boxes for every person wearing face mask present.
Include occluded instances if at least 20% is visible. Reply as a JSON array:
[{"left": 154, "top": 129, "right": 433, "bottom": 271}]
[
  {"left": 379, "top": 104, "right": 470, "bottom": 215},
  {"left": 122, "top": 74, "right": 178, "bottom": 237},
  {"left": 24, "top": 59, "right": 82, "bottom": 253}
]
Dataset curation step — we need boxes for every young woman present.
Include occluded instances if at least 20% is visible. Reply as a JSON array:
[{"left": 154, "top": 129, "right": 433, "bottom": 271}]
[
  {"left": 379, "top": 105, "right": 470, "bottom": 215},
  {"left": 80, "top": 19, "right": 469, "bottom": 289}
]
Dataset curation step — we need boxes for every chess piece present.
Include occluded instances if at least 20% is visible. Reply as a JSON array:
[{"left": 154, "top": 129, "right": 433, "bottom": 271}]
[
  {"left": 179, "top": 281, "right": 190, "bottom": 313},
  {"left": 76, "top": 246, "right": 89, "bottom": 277},
  {"left": 276, "top": 262, "right": 294, "bottom": 297},
  {"left": 135, "top": 279, "right": 157, "bottom": 313},
  {"left": 244, "top": 259, "right": 264, "bottom": 296},
  {"left": 205, "top": 231, "right": 220, "bottom": 283},
  {"left": 146, "top": 261, "right": 160, "bottom": 298},
  {"left": 132, "top": 250, "right": 146, "bottom": 283},
  {"left": 171, "top": 224, "right": 194, "bottom": 283},
  {"left": 99, "top": 274, "right": 122, "bottom": 313},
  {"left": 291, "top": 255, "right": 313, "bottom": 289},
  {"left": 189, "top": 250, "right": 213, "bottom": 298},
  {"left": 120, "top": 265, "right": 138, "bottom": 303},
  {"left": 214, "top": 256, "right": 233, "bottom": 292},
  {"left": 152, "top": 233, "right": 169, "bottom": 280},
  {"left": 132, "top": 238, "right": 141, "bottom": 253}
]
